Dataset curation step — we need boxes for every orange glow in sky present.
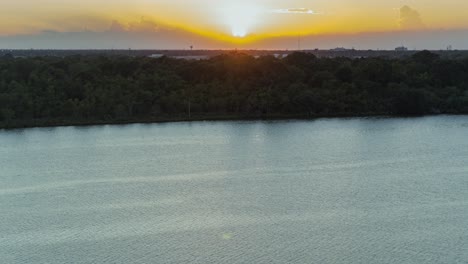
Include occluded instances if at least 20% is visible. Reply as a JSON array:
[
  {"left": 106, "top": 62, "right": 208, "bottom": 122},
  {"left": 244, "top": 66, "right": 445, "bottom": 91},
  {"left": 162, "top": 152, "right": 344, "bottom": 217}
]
[{"left": 1, "top": 0, "right": 468, "bottom": 48}]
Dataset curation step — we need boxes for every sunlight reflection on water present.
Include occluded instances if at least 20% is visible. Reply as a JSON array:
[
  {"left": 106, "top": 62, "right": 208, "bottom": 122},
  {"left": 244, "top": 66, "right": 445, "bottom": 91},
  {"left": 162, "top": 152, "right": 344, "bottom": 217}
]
[{"left": 1, "top": 116, "right": 468, "bottom": 263}]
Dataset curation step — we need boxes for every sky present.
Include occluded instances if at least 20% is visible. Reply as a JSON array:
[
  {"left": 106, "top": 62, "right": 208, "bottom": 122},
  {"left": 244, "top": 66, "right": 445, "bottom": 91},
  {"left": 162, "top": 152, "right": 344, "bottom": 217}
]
[{"left": 1, "top": 0, "right": 468, "bottom": 49}]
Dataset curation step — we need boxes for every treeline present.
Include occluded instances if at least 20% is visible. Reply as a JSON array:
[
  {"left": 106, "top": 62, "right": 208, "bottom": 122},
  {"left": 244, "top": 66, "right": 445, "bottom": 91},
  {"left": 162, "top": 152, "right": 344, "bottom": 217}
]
[{"left": 1, "top": 51, "right": 468, "bottom": 128}]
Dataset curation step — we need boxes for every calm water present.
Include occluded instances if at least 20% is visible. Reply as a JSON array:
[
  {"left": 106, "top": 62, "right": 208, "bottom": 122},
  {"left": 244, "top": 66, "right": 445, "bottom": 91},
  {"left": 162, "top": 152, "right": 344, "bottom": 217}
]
[{"left": 1, "top": 116, "right": 468, "bottom": 264}]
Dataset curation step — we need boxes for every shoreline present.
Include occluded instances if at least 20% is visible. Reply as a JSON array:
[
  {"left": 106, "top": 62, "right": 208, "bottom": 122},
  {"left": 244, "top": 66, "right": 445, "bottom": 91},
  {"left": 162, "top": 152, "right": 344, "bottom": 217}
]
[{"left": 1, "top": 112, "right": 466, "bottom": 130}]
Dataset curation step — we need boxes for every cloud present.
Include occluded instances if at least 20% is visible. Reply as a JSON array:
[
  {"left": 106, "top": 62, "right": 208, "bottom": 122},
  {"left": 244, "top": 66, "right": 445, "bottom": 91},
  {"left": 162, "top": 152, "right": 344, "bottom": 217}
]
[
  {"left": 128, "top": 17, "right": 161, "bottom": 32},
  {"left": 107, "top": 18, "right": 165, "bottom": 33},
  {"left": 2, "top": 28, "right": 468, "bottom": 50},
  {"left": 252, "top": 29, "right": 468, "bottom": 50},
  {"left": 109, "top": 20, "right": 126, "bottom": 32},
  {"left": 270, "top": 8, "right": 318, "bottom": 15},
  {"left": 0, "top": 21, "right": 225, "bottom": 49},
  {"left": 399, "top": 6, "right": 425, "bottom": 30},
  {"left": 41, "top": 30, "right": 60, "bottom": 34}
]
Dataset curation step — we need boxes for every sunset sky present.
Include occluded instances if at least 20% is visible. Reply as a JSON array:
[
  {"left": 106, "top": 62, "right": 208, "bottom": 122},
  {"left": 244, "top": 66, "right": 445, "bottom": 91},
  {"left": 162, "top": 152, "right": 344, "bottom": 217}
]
[{"left": 1, "top": 0, "right": 468, "bottom": 49}]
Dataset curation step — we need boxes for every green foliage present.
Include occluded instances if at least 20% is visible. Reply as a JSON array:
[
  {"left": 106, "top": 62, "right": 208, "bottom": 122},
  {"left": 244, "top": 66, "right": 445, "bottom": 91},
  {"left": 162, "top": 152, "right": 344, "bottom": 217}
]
[
  {"left": 0, "top": 108, "right": 15, "bottom": 122},
  {"left": 0, "top": 51, "right": 467, "bottom": 128},
  {"left": 412, "top": 50, "right": 440, "bottom": 65}
]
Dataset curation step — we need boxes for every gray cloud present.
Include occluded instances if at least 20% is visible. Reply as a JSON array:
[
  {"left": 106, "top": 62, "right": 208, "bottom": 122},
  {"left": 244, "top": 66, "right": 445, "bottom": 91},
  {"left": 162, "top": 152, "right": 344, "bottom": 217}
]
[
  {"left": 107, "top": 18, "right": 162, "bottom": 33},
  {"left": 128, "top": 18, "right": 161, "bottom": 32},
  {"left": 109, "top": 20, "right": 126, "bottom": 32},
  {"left": 0, "top": 20, "right": 221, "bottom": 49},
  {"left": 2, "top": 28, "right": 467, "bottom": 50},
  {"left": 400, "top": 5, "right": 425, "bottom": 30},
  {"left": 1, "top": 18, "right": 468, "bottom": 50}
]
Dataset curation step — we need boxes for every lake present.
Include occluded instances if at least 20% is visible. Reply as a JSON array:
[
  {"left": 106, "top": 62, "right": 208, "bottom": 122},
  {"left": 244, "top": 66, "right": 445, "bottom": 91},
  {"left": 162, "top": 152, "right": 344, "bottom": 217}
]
[{"left": 1, "top": 116, "right": 467, "bottom": 264}]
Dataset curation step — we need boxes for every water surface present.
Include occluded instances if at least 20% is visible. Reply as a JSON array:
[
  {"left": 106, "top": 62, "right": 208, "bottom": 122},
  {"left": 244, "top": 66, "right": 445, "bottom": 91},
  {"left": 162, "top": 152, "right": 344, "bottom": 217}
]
[{"left": 1, "top": 116, "right": 468, "bottom": 263}]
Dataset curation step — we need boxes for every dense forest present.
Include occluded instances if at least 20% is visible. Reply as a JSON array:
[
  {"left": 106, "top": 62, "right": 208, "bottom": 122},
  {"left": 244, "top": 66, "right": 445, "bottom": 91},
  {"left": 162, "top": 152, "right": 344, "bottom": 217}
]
[{"left": 1, "top": 51, "right": 468, "bottom": 128}]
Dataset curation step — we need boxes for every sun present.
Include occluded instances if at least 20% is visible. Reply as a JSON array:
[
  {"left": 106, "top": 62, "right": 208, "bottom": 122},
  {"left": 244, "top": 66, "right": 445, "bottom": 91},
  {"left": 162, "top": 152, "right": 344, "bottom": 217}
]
[
  {"left": 232, "top": 25, "right": 247, "bottom": 38},
  {"left": 221, "top": 2, "right": 261, "bottom": 38}
]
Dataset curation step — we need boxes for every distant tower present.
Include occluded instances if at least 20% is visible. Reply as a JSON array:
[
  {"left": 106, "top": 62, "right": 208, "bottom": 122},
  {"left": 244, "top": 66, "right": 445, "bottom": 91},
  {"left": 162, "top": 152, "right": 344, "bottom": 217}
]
[
  {"left": 447, "top": 45, "right": 453, "bottom": 51},
  {"left": 190, "top": 45, "right": 193, "bottom": 51},
  {"left": 395, "top": 46, "right": 408, "bottom": 52}
]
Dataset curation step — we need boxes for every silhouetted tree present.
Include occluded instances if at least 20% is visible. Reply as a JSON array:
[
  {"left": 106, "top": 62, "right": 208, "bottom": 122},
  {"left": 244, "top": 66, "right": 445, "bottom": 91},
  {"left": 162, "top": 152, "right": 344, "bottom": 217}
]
[{"left": 1, "top": 50, "right": 467, "bottom": 128}]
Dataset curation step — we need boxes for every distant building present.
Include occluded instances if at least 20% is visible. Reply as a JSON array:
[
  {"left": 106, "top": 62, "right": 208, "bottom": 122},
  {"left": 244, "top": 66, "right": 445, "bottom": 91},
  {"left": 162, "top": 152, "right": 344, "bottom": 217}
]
[
  {"left": 148, "top": 54, "right": 164, "bottom": 58},
  {"left": 148, "top": 54, "right": 209, "bottom": 60},
  {"left": 395, "top": 46, "right": 408, "bottom": 51},
  {"left": 172, "top": 55, "right": 210, "bottom": 60},
  {"left": 273, "top": 53, "right": 288, "bottom": 59},
  {"left": 331, "top": 47, "right": 349, "bottom": 51}
]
